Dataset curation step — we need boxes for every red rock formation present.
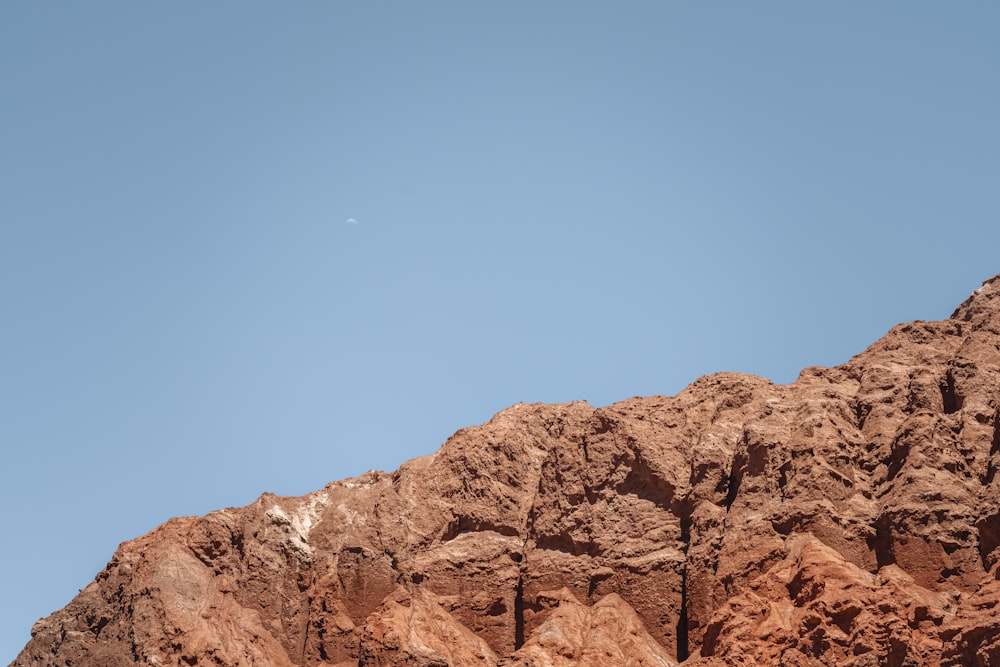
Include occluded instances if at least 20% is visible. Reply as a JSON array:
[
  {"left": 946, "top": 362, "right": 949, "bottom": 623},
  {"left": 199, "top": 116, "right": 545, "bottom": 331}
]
[{"left": 13, "top": 276, "right": 1000, "bottom": 666}]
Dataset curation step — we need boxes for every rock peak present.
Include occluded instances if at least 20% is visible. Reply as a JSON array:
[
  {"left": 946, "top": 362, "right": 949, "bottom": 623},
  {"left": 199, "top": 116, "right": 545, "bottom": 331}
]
[
  {"left": 952, "top": 273, "right": 1000, "bottom": 324},
  {"left": 14, "top": 278, "right": 1000, "bottom": 666}
]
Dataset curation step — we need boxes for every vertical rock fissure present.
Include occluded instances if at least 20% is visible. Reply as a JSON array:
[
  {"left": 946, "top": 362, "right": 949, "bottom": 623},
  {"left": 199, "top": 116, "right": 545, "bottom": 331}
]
[
  {"left": 991, "top": 408, "right": 1000, "bottom": 455},
  {"left": 724, "top": 459, "right": 743, "bottom": 512},
  {"left": 854, "top": 399, "right": 869, "bottom": 431},
  {"left": 874, "top": 516, "right": 895, "bottom": 568},
  {"left": 677, "top": 566, "right": 689, "bottom": 662},
  {"left": 514, "top": 452, "right": 547, "bottom": 652},
  {"left": 941, "top": 368, "right": 962, "bottom": 414},
  {"left": 514, "top": 572, "right": 525, "bottom": 649},
  {"left": 676, "top": 506, "right": 693, "bottom": 662}
]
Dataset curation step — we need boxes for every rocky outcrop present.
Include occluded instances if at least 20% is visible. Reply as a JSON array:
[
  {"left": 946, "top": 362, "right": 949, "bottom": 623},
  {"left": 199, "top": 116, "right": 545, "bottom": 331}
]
[
  {"left": 501, "top": 588, "right": 677, "bottom": 666},
  {"left": 13, "top": 276, "right": 1000, "bottom": 666}
]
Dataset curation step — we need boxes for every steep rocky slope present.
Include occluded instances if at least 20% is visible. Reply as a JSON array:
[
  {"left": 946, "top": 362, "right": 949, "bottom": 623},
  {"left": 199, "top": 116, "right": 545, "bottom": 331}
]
[{"left": 14, "top": 277, "right": 1000, "bottom": 666}]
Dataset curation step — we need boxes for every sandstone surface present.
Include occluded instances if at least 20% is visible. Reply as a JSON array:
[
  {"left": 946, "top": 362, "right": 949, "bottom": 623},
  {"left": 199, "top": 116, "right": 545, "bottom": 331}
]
[{"left": 13, "top": 276, "right": 1000, "bottom": 666}]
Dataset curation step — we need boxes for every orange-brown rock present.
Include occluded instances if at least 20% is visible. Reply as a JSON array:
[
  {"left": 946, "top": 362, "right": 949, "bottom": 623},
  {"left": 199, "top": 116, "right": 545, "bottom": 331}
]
[
  {"left": 500, "top": 588, "right": 677, "bottom": 666},
  {"left": 13, "top": 276, "right": 1000, "bottom": 666}
]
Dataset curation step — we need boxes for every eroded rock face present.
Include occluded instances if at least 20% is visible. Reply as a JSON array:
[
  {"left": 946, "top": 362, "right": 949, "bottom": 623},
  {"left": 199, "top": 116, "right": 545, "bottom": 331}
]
[{"left": 13, "top": 276, "right": 1000, "bottom": 666}]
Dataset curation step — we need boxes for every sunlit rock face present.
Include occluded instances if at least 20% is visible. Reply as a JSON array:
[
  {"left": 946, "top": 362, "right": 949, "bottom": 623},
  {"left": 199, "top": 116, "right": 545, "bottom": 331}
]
[{"left": 14, "top": 276, "right": 1000, "bottom": 667}]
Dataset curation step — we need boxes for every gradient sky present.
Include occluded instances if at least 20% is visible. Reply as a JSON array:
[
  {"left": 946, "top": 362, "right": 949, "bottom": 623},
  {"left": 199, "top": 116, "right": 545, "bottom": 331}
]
[{"left": 3, "top": 2, "right": 999, "bottom": 661}]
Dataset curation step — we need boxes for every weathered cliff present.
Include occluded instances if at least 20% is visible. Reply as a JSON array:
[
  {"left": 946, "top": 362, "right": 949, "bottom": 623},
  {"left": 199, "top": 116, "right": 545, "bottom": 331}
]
[{"left": 14, "top": 277, "right": 1000, "bottom": 666}]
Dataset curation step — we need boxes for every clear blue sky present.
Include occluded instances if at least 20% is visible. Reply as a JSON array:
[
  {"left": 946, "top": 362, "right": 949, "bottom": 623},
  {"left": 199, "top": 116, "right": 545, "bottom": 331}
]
[{"left": 2, "top": 2, "right": 998, "bottom": 661}]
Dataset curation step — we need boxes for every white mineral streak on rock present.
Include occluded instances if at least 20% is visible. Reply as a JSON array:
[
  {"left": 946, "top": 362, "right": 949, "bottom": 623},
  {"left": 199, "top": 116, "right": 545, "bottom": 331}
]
[{"left": 265, "top": 490, "right": 332, "bottom": 561}]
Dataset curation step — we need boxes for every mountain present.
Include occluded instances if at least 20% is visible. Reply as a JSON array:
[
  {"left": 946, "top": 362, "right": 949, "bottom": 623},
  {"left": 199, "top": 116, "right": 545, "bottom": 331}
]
[{"left": 13, "top": 277, "right": 1000, "bottom": 666}]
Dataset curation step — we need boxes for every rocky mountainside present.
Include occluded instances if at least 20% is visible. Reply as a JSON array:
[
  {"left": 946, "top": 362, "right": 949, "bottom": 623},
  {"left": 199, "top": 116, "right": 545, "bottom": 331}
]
[{"left": 14, "top": 277, "right": 1000, "bottom": 667}]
